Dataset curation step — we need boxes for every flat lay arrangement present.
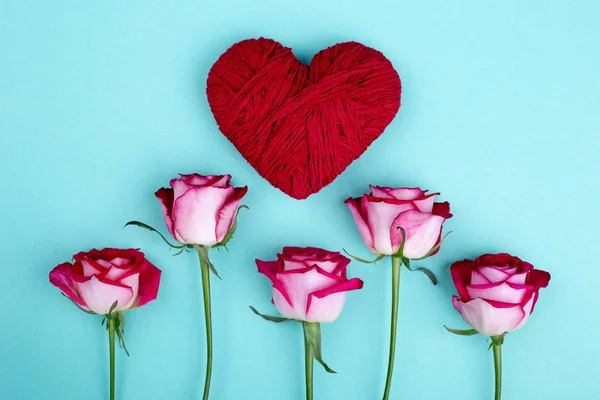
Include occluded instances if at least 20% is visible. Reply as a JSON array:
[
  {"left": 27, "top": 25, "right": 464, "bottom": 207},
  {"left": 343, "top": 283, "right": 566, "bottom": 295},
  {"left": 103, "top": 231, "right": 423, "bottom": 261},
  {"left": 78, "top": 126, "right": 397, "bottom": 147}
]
[{"left": 45, "top": 38, "right": 552, "bottom": 400}]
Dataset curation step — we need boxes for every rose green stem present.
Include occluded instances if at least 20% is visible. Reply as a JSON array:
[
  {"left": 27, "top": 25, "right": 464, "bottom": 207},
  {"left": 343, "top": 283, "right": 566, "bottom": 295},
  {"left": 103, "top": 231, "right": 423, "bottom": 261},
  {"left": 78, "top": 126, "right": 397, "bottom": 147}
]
[
  {"left": 196, "top": 246, "right": 213, "bottom": 400},
  {"left": 304, "top": 329, "right": 314, "bottom": 400},
  {"left": 108, "top": 318, "right": 115, "bottom": 400},
  {"left": 492, "top": 342, "right": 502, "bottom": 400},
  {"left": 382, "top": 255, "right": 402, "bottom": 400}
]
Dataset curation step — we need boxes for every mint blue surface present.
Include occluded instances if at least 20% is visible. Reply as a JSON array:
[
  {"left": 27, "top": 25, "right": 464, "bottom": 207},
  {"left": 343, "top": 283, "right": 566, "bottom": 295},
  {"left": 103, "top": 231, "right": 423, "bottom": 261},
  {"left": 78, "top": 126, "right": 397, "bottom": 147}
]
[{"left": 1, "top": 1, "right": 599, "bottom": 399}]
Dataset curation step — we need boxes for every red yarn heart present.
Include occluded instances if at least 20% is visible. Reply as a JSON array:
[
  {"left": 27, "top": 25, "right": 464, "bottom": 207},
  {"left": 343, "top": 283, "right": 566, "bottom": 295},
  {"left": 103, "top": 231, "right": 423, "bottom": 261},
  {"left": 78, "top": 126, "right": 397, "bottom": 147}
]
[{"left": 207, "top": 38, "right": 401, "bottom": 199}]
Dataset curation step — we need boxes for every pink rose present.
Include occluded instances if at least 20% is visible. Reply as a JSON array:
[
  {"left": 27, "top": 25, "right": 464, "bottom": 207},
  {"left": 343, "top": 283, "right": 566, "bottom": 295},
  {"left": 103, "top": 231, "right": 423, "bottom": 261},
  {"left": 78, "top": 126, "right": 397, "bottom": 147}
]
[
  {"left": 256, "top": 247, "right": 364, "bottom": 323},
  {"left": 345, "top": 185, "right": 452, "bottom": 258},
  {"left": 155, "top": 174, "right": 248, "bottom": 246},
  {"left": 451, "top": 253, "right": 551, "bottom": 336},
  {"left": 49, "top": 248, "right": 162, "bottom": 315}
]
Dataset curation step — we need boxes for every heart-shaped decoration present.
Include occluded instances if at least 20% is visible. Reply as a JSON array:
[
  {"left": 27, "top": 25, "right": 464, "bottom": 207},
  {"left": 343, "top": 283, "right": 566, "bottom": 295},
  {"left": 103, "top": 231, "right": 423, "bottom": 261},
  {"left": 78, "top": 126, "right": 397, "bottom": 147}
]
[{"left": 207, "top": 38, "right": 401, "bottom": 199}]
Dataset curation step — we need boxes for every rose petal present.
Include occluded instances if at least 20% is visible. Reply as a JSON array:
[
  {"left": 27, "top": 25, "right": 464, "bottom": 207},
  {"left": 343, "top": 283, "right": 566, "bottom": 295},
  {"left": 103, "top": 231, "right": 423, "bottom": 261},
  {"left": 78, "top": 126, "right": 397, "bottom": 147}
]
[
  {"left": 257, "top": 259, "right": 292, "bottom": 308},
  {"left": 412, "top": 193, "right": 438, "bottom": 213},
  {"left": 120, "top": 273, "right": 140, "bottom": 309},
  {"left": 478, "top": 266, "right": 512, "bottom": 283},
  {"left": 305, "top": 278, "right": 363, "bottom": 323},
  {"left": 134, "top": 261, "right": 162, "bottom": 308},
  {"left": 363, "top": 196, "right": 414, "bottom": 255},
  {"left": 466, "top": 282, "right": 533, "bottom": 304},
  {"left": 171, "top": 178, "right": 193, "bottom": 200},
  {"left": 73, "top": 275, "right": 134, "bottom": 314},
  {"left": 172, "top": 186, "right": 234, "bottom": 246},
  {"left": 215, "top": 186, "right": 248, "bottom": 243},
  {"left": 49, "top": 263, "right": 89, "bottom": 309},
  {"left": 390, "top": 210, "right": 445, "bottom": 259},
  {"left": 507, "top": 272, "right": 528, "bottom": 285},
  {"left": 527, "top": 269, "right": 551, "bottom": 290},
  {"left": 381, "top": 187, "right": 425, "bottom": 201},
  {"left": 432, "top": 201, "right": 453, "bottom": 219},
  {"left": 344, "top": 197, "right": 376, "bottom": 253},
  {"left": 155, "top": 187, "right": 176, "bottom": 239},
  {"left": 450, "top": 260, "right": 475, "bottom": 300},
  {"left": 276, "top": 267, "right": 341, "bottom": 321},
  {"left": 471, "top": 270, "right": 490, "bottom": 285},
  {"left": 513, "top": 293, "right": 535, "bottom": 330},
  {"left": 369, "top": 185, "right": 396, "bottom": 199},
  {"left": 452, "top": 296, "right": 526, "bottom": 336},
  {"left": 81, "top": 259, "right": 104, "bottom": 277}
]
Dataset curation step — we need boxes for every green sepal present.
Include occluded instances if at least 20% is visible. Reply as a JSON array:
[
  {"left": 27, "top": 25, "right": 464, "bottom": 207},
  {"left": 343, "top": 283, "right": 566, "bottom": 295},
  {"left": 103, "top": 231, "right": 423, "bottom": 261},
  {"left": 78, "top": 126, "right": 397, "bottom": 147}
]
[
  {"left": 302, "top": 322, "right": 336, "bottom": 374},
  {"left": 402, "top": 258, "right": 438, "bottom": 285},
  {"left": 194, "top": 245, "right": 222, "bottom": 280},
  {"left": 213, "top": 205, "right": 249, "bottom": 249},
  {"left": 106, "top": 308, "right": 130, "bottom": 356},
  {"left": 489, "top": 333, "right": 507, "bottom": 349},
  {"left": 445, "top": 326, "right": 479, "bottom": 336},
  {"left": 343, "top": 249, "right": 386, "bottom": 264},
  {"left": 249, "top": 306, "right": 290, "bottom": 323},
  {"left": 124, "top": 220, "right": 186, "bottom": 250},
  {"left": 396, "top": 227, "right": 407, "bottom": 256}
]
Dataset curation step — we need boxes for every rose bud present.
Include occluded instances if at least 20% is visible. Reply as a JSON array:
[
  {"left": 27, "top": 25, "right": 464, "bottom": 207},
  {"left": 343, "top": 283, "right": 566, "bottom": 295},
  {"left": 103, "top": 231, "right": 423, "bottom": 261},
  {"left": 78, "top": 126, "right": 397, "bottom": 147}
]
[
  {"left": 345, "top": 185, "right": 452, "bottom": 258},
  {"left": 256, "top": 247, "right": 363, "bottom": 323},
  {"left": 155, "top": 174, "right": 248, "bottom": 246},
  {"left": 451, "top": 253, "right": 551, "bottom": 337},
  {"left": 49, "top": 248, "right": 161, "bottom": 315}
]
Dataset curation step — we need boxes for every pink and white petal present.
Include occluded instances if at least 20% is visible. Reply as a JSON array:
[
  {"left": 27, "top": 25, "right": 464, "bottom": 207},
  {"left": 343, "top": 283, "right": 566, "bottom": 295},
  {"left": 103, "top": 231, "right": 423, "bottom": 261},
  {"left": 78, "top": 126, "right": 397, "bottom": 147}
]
[
  {"left": 478, "top": 266, "right": 512, "bottom": 283},
  {"left": 386, "top": 187, "right": 425, "bottom": 201},
  {"left": 272, "top": 288, "right": 299, "bottom": 320},
  {"left": 104, "top": 266, "right": 132, "bottom": 281},
  {"left": 120, "top": 273, "right": 140, "bottom": 309},
  {"left": 277, "top": 268, "right": 340, "bottom": 321},
  {"left": 154, "top": 187, "right": 176, "bottom": 238},
  {"left": 471, "top": 270, "right": 490, "bottom": 285},
  {"left": 209, "top": 174, "right": 232, "bottom": 187},
  {"left": 412, "top": 194, "right": 437, "bottom": 213},
  {"left": 81, "top": 259, "right": 104, "bottom": 277},
  {"left": 344, "top": 197, "right": 376, "bottom": 253},
  {"left": 134, "top": 261, "right": 162, "bottom": 308},
  {"left": 363, "top": 197, "right": 414, "bottom": 255},
  {"left": 306, "top": 278, "right": 364, "bottom": 323},
  {"left": 49, "top": 263, "right": 89, "bottom": 309},
  {"left": 391, "top": 210, "right": 444, "bottom": 259},
  {"left": 282, "top": 259, "right": 309, "bottom": 271},
  {"left": 513, "top": 293, "right": 535, "bottom": 330},
  {"left": 96, "top": 259, "right": 113, "bottom": 269},
  {"left": 369, "top": 185, "right": 395, "bottom": 199},
  {"left": 466, "top": 282, "right": 531, "bottom": 304},
  {"left": 215, "top": 186, "right": 248, "bottom": 243},
  {"left": 180, "top": 174, "right": 214, "bottom": 186},
  {"left": 109, "top": 257, "right": 132, "bottom": 267},
  {"left": 73, "top": 276, "right": 134, "bottom": 315},
  {"left": 453, "top": 297, "right": 526, "bottom": 336},
  {"left": 312, "top": 260, "right": 339, "bottom": 274},
  {"left": 257, "top": 259, "right": 292, "bottom": 307},
  {"left": 172, "top": 186, "right": 234, "bottom": 246},
  {"left": 507, "top": 272, "right": 528, "bottom": 285},
  {"left": 170, "top": 178, "right": 194, "bottom": 199}
]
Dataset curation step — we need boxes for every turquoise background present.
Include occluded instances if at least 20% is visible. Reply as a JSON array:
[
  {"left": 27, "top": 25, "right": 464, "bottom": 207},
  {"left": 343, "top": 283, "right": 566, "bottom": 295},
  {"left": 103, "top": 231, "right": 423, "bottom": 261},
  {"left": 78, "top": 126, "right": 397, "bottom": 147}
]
[{"left": 1, "top": 1, "right": 598, "bottom": 399}]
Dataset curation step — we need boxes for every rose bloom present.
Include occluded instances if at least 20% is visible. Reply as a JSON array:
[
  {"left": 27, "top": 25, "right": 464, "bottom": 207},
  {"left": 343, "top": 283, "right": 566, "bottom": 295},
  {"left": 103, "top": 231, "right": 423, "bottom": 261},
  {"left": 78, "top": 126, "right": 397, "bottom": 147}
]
[
  {"left": 345, "top": 185, "right": 452, "bottom": 258},
  {"left": 49, "top": 248, "right": 161, "bottom": 315},
  {"left": 155, "top": 174, "right": 248, "bottom": 246},
  {"left": 451, "top": 253, "right": 551, "bottom": 337},
  {"left": 257, "top": 247, "right": 363, "bottom": 323}
]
